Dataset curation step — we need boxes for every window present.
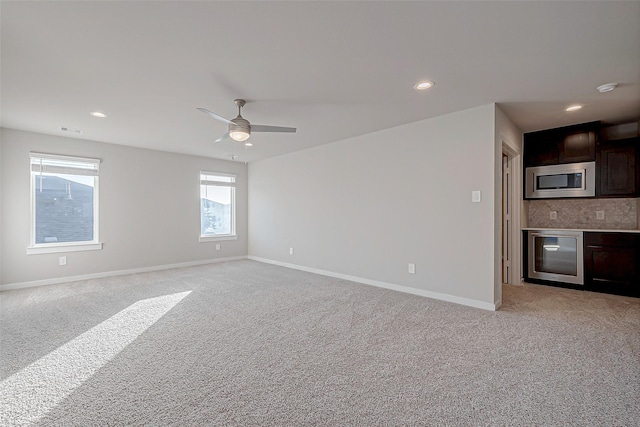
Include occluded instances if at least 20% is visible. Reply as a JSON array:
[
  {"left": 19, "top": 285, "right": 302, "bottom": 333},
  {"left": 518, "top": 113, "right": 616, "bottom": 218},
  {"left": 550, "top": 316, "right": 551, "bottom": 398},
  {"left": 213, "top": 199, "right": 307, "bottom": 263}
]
[
  {"left": 200, "top": 172, "right": 236, "bottom": 241},
  {"left": 28, "top": 153, "right": 102, "bottom": 254}
]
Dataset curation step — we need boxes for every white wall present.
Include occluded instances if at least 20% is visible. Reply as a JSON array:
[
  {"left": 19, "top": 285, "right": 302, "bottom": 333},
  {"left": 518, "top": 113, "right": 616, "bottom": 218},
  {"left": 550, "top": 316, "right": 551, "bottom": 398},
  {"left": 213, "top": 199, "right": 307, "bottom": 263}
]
[
  {"left": 0, "top": 128, "right": 247, "bottom": 286},
  {"left": 249, "top": 104, "right": 498, "bottom": 308}
]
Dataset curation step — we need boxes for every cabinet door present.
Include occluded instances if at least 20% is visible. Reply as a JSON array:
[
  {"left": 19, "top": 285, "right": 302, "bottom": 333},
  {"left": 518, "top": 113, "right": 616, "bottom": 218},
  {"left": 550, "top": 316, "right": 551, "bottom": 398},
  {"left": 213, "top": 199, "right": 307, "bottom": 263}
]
[
  {"left": 524, "top": 130, "right": 559, "bottom": 167},
  {"left": 584, "top": 233, "right": 640, "bottom": 297},
  {"left": 524, "top": 122, "right": 598, "bottom": 167},
  {"left": 559, "top": 130, "right": 596, "bottom": 163},
  {"left": 597, "top": 139, "right": 638, "bottom": 197}
]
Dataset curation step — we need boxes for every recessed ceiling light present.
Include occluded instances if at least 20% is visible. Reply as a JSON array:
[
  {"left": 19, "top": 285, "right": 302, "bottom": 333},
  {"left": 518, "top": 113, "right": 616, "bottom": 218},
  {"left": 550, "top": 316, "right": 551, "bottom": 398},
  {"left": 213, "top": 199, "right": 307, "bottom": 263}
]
[
  {"left": 414, "top": 81, "right": 434, "bottom": 90},
  {"left": 565, "top": 105, "right": 583, "bottom": 112},
  {"left": 90, "top": 111, "right": 107, "bottom": 118},
  {"left": 244, "top": 142, "right": 253, "bottom": 147},
  {"left": 597, "top": 83, "right": 617, "bottom": 93}
]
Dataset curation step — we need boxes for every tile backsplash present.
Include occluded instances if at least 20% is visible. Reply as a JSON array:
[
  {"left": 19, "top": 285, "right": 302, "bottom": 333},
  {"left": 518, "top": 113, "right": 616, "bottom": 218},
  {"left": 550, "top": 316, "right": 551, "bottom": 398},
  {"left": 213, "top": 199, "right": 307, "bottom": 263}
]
[{"left": 527, "top": 198, "right": 639, "bottom": 230}]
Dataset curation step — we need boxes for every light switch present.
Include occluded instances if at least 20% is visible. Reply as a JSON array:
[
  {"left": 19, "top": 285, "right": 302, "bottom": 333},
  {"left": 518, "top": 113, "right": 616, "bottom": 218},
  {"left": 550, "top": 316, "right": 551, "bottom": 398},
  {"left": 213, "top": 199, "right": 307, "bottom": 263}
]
[
  {"left": 408, "top": 263, "right": 416, "bottom": 274},
  {"left": 59, "top": 256, "right": 67, "bottom": 266},
  {"left": 550, "top": 211, "right": 557, "bottom": 220},
  {"left": 596, "top": 210, "right": 605, "bottom": 220},
  {"left": 215, "top": 243, "right": 221, "bottom": 251},
  {"left": 471, "top": 191, "right": 482, "bottom": 203}
]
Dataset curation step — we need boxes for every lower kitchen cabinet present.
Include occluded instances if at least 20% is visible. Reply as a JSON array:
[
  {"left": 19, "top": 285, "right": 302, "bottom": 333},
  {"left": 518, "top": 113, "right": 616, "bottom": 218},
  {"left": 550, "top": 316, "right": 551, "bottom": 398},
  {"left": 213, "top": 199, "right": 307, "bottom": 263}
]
[{"left": 584, "top": 232, "right": 640, "bottom": 297}]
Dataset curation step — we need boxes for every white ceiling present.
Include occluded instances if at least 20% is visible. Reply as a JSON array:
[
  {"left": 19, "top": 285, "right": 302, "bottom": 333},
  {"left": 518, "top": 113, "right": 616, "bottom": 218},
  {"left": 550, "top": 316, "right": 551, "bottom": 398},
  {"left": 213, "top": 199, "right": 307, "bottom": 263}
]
[{"left": 2, "top": 1, "right": 639, "bottom": 163}]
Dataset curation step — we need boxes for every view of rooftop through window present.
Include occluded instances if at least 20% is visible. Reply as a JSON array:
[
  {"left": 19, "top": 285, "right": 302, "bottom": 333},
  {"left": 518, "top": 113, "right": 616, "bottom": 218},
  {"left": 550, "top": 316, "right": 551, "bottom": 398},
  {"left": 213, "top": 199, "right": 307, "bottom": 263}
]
[
  {"left": 30, "top": 154, "right": 99, "bottom": 246},
  {"left": 34, "top": 175, "right": 94, "bottom": 244}
]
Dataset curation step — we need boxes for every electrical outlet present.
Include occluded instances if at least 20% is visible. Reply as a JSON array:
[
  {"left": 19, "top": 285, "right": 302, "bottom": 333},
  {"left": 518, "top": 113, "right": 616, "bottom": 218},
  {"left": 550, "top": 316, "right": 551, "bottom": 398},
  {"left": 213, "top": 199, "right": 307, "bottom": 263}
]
[
  {"left": 550, "top": 211, "right": 557, "bottom": 220},
  {"left": 408, "top": 263, "right": 416, "bottom": 274},
  {"left": 596, "top": 210, "right": 605, "bottom": 220},
  {"left": 289, "top": 247, "right": 294, "bottom": 255},
  {"left": 59, "top": 256, "right": 67, "bottom": 266},
  {"left": 215, "top": 243, "right": 221, "bottom": 251}
]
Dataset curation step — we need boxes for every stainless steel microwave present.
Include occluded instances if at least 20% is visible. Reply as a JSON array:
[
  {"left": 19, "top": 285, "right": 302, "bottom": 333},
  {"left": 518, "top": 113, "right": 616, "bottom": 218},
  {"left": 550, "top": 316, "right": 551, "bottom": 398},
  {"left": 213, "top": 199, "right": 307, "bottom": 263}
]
[{"left": 525, "top": 161, "right": 595, "bottom": 199}]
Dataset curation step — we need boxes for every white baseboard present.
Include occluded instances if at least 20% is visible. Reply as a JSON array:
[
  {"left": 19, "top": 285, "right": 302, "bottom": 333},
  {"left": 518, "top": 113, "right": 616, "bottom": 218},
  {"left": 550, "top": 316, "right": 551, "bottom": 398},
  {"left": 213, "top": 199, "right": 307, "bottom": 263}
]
[
  {"left": 0, "top": 256, "right": 247, "bottom": 292},
  {"left": 248, "top": 256, "right": 498, "bottom": 311},
  {"left": 3, "top": 256, "right": 499, "bottom": 311}
]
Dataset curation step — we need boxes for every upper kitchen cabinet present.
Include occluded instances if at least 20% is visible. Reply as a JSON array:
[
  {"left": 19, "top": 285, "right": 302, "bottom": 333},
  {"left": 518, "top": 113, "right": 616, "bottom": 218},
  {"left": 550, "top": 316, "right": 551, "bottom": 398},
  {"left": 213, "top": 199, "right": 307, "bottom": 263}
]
[
  {"left": 596, "top": 137, "right": 639, "bottom": 197},
  {"left": 523, "top": 129, "right": 559, "bottom": 166},
  {"left": 524, "top": 121, "right": 598, "bottom": 167}
]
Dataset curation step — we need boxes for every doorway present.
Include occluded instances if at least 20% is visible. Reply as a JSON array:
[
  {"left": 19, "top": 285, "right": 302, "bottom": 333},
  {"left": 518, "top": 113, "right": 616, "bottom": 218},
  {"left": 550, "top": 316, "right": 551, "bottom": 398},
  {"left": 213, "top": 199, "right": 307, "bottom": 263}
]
[
  {"left": 502, "top": 153, "right": 510, "bottom": 284},
  {"left": 501, "top": 142, "right": 521, "bottom": 286}
]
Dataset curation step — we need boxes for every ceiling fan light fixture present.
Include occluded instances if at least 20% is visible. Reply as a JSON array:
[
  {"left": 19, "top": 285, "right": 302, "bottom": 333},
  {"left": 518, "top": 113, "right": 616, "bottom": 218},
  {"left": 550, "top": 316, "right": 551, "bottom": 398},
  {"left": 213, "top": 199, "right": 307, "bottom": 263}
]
[
  {"left": 230, "top": 130, "right": 250, "bottom": 142},
  {"left": 198, "top": 98, "right": 296, "bottom": 144}
]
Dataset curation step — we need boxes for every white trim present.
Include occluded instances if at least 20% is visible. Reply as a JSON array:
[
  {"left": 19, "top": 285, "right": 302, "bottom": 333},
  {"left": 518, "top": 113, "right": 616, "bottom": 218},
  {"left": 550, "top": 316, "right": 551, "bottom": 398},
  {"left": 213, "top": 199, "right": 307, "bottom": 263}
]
[
  {"left": 200, "top": 171, "right": 236, "bottom": 179},
  {"left": 501, "top": 138, "right": 522, "bottom": 287},
  {"left": 0, "top": 256, "right": 247, "bottom": 291},
  {"left": 248, "top": 256, "right": 498, "bottom": 311},
  {"left": 29, "top": 153, "right": 101, "bottom": 252},
  {"left": 199, "top": 170, "right": 237, "bottom": 241},
  {"left": 30, "top": 152, "right": 101, "bottom": 166},
  {"left": 26, "top": 242, "right": 103, "bottom": 255},
  {"left": 500, "top": 133, "right": 520, "bottom": 157},
  {"left": 199, "top": 235, "right": 238, "bottom": 243}
]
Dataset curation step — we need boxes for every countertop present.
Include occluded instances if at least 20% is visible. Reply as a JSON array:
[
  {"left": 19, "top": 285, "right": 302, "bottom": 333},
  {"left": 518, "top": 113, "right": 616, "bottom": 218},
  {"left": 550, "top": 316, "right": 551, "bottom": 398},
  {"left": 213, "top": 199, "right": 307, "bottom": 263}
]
[{"left": 522, "top": 227, "right": 640, "bottom": 234}]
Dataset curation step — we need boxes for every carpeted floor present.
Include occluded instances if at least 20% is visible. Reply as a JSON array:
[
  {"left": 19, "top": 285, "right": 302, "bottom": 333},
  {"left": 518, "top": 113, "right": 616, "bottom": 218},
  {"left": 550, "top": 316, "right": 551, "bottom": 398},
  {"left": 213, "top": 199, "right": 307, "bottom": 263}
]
[{"left": 1, "top": 259, "right": 639, "bottom": 426}]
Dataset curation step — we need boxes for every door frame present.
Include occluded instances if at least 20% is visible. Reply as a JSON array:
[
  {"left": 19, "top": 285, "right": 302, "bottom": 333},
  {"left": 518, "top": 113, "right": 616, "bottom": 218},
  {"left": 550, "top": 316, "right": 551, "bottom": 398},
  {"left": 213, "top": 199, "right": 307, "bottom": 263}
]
[{"left": 501, "top": 138, "right": 522, "bottom": 286}]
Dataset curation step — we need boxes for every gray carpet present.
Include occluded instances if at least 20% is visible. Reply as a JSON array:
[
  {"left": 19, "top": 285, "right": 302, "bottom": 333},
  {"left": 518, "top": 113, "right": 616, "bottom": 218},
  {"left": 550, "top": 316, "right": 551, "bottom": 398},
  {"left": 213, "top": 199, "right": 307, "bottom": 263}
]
[{"left": 1, "top": 259, "right": 639, "bottom": 426}]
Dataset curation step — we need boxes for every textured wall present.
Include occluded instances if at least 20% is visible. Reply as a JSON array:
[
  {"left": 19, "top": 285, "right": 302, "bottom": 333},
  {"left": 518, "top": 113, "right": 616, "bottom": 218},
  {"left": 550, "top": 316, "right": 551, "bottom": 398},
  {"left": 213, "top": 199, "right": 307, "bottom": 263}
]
[
  {"left": 1, "top": 128, "right": 248, "bottom": 285},
  {"left": 527, "top": 198, "right": 638, "bottom": 229},
  {"left": 249, "top": 104, "right": 498, "bottom": 307}
]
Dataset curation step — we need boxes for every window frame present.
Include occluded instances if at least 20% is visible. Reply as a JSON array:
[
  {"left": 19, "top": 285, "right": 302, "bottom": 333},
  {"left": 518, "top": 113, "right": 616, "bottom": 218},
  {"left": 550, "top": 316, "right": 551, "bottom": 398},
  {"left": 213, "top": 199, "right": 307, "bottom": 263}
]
[
  {"left": 199, "top": 171, "right": 237, "bottom": 243},
  {"left": 27, "top": 152, "right": 103, "bottom": 255}
]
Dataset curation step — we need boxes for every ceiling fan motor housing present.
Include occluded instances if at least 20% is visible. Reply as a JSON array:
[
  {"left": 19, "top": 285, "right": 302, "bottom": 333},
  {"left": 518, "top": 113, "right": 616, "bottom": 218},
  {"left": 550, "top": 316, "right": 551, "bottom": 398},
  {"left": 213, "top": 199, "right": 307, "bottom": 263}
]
[{"left": 230, "top": 117, "right": 251, "bottom": 134}]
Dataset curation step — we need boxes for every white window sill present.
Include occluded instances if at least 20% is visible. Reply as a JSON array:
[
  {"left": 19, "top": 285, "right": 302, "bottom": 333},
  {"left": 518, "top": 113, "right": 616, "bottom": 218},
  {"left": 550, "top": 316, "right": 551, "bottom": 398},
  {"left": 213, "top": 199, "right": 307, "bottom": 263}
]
[
  {"left": 27, "top": 242, "right": 103, "bottom": 255},
  {"left": 199, "top": 235, "right": 238, "bottom": 243}
]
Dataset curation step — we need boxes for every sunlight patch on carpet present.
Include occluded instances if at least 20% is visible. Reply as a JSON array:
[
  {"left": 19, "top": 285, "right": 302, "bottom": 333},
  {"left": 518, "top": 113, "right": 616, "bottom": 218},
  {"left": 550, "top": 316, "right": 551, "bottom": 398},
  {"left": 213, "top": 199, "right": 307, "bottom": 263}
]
[{"left": 0, "top": 291, "right": 191, "bottom": 426}]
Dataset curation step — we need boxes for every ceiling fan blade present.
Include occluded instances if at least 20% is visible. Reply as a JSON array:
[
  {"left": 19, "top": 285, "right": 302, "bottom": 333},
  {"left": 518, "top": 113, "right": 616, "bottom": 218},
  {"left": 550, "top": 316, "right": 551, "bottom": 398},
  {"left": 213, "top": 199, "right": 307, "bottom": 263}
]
[
  {"left": 251, "top": 124, "right": 297, "bottom": 133},
  {"left": 214, "top": 132, "right": 230, "bottom": 143},
  {"left": 197, "top": 108, "right": 233, "bottom": 125}
]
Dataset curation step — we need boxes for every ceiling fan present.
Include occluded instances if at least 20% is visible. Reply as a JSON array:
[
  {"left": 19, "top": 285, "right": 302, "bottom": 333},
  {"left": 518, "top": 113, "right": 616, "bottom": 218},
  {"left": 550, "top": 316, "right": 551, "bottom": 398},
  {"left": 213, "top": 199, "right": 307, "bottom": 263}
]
[{"left": 197, "top": 99, "right": 296, "bottom": 144}]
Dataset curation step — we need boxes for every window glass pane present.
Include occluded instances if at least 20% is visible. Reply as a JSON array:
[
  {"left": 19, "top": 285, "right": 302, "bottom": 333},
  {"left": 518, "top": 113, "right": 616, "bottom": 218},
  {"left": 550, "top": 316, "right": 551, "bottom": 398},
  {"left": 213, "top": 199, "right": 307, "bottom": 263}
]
[
  {"left": 34, "top": 173, "right": 95, "bottom": 244},
  {"left": 534, "top": 236, "right": 577, "bottom": 276},
  {"left": 200, "top": 172, "right": 236, "bottom": 238},
  {"left": 201, "top": 185, "right": 233, "bottom": 235}
]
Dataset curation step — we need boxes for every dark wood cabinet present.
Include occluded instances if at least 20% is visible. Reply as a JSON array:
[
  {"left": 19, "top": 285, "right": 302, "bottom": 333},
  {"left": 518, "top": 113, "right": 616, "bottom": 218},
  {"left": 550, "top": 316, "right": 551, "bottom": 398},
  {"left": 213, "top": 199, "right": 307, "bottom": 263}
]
[
  {"left": 524, "top": 121, "right": 598, "bottom": 167},
  {"left": 559, "top": 128, "right": 596, "bottom": 163},
  {"left": 584, "top": 232, "right": 640, "bottom": 297},
  {"left": 596, "top": 137, "right": 639, "bottom": 197},
  {"left": 524, "top": 130, "right": 559, "bottom": 166}
]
